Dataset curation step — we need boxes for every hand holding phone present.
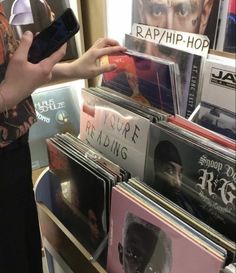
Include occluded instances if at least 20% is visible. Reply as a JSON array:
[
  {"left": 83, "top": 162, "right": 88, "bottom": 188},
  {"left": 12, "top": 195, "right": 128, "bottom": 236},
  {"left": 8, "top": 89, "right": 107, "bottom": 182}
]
[{"left": 28, "top": 8, "right": 80, "bottom": 64}]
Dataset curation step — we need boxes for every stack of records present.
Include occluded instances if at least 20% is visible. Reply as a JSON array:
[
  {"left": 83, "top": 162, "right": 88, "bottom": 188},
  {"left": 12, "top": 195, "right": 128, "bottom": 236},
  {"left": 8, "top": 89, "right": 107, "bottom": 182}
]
[
  {"left": 46, "top": 133, "right": 130, "bottom": 266},
  {"left": 100, "top": 50, "right": 180, "bottom": 115},
  {"left": 196, "top": 53, "right": 236, "bottom": 141},
  {"left": 107, "top": 182, "right": 227, "bottom": 273},
  {"left": 124, "top": 33, "right": 205, "bottom": 118},
  {"left": 143, "top": 120, "right": 236, "bottom": 244}
]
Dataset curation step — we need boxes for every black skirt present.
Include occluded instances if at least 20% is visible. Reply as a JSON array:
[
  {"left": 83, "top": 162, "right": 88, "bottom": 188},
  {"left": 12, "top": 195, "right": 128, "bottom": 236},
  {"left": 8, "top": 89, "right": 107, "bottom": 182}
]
[{"left": 0, "top": 134, "right": 43, "bottom": 273}]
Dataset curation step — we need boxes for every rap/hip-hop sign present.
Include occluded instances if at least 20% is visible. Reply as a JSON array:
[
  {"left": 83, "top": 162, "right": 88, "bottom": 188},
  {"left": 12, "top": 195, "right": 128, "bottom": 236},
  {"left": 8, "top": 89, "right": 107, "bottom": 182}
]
[{"left": 132, "top": 23, "right": 210, "bottom": 57}]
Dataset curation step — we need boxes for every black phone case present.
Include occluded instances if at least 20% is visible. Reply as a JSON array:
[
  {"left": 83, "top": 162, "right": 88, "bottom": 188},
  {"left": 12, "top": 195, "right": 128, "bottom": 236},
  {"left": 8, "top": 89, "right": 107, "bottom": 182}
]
[{"left": 28, "top": 8, "right": 80, "bottom": 63}]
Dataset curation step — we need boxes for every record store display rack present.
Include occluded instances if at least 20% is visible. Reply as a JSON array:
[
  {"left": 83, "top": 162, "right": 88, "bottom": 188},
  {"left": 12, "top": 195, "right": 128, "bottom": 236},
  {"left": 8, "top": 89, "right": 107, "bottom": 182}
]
[{"left": 34, "top": 1, "right": 236, "bottom": 273}]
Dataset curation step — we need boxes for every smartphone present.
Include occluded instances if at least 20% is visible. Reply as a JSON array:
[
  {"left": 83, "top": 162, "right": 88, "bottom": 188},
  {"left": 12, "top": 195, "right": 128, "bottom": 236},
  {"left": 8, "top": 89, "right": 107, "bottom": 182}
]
[{"left": 28, "top": 8, "right": 80, "bottom": 63}]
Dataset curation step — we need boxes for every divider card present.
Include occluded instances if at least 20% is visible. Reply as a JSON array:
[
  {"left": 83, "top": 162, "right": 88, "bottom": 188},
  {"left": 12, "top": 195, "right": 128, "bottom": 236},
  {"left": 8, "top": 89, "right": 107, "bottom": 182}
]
[
  {"left": 101, "top": 50, "right": 179, "bottom": 115},
  {"left": 79, "top": 89, "right": 151, "bottom": 180}
]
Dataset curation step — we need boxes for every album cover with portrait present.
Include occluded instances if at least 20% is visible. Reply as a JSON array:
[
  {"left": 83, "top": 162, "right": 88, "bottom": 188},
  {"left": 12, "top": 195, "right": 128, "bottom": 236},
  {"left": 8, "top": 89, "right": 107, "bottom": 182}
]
[
  {"left": 131, "top": 0, "right": 221, "bottom": 49},
  {"left": 107, "top": 184, "right": 226, "bottom": 273},
  {"left": 143, "top": 121, "right": 236, "bottom": 242},
  {"left": 29, "top": 80, "right": 83, "bottom": 170},
  {"left": 100, "top": 50, "right": 179, "bottom": 115},
  {"left": 46, "top": 138, "right": 110, "bottom": 265},
  {"left": 79, "top": 88, "right": 151, "bottom": 180},
  {"left": 127, "top": 177, "right": 236, "bottom": 261},
  {"left": 125, "top": 33, "right": 204, "bottom": 118}
]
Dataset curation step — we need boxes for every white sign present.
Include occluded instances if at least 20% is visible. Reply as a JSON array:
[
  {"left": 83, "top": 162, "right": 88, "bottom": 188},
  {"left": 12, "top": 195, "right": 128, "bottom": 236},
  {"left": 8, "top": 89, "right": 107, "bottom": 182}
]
[
  {"left": 80, "top": 89, "right": 151, "bottom": 180},
  {"left": 131, "top": 23, "right": 210, "bottom": 57}
]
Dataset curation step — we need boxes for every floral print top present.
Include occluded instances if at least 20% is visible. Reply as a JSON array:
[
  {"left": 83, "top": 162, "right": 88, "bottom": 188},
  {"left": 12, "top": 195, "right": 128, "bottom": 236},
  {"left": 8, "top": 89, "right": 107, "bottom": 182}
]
[{"left": 0, "top": 3, "right": 36, "bottom": 148}]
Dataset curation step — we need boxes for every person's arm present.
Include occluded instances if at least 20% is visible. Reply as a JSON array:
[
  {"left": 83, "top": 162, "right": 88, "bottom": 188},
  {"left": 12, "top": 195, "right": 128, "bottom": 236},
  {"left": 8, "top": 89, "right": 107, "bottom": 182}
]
[
  {"left": 0, "top": 34, "right": 126, "bottom": 114},
  {"left": 51, "top": 38, "right": 127, "bottom": 81},
  {"left": 0, "top": 30, "right": 66, "bottom": 113}
]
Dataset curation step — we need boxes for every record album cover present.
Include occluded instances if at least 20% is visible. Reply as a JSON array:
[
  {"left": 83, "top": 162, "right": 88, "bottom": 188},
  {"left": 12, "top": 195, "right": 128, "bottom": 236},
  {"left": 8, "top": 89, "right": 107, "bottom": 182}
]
[
  {"left": 46, "top": 139, "right": 108, "bottom": 258},
  {"left": 131, "top": 0, "right": 221, "bottom": 49},
  {"left": 101, "top": 50, "right": 178, "bottom": 115},
  {"left": 125, "top": 34, "right": 203, "bottom": 118},
  {"left": 29, "top": 80, "right": 82, "bottom": 169},
  {"left": 197, "top": 55, "right": 236, "bottom": 141},
  {"left": 144, "top": 121, "right": 236, "bottom": 242},
  {"left": 107, "top": 185, "right": 226, "bottom": 273}
]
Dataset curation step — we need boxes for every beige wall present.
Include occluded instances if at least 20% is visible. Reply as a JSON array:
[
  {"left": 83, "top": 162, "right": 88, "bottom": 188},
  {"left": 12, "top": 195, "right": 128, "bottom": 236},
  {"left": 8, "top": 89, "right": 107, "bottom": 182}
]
[{"left": 80, "top": 0, "right": 107, "bottom": 86}]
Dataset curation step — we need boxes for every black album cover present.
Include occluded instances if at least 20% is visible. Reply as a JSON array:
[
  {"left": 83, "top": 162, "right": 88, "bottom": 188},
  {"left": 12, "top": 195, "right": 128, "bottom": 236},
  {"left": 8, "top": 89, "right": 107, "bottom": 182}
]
[
  {"left": 144, "top": 121, "right": 236, "bottom": 242},
  {"left": 46, "top": 139, "right": 108, "bottom": 260},
  {"left": 57, "top": 132, "right": 130, "bottom": 182}
]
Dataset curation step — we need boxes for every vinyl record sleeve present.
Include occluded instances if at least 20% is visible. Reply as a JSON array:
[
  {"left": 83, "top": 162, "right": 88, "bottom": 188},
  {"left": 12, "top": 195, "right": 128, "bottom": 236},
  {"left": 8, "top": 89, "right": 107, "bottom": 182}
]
[
  {"left": 101, "top": 50, "right": 179, "bottom": 115},
  {"left": 107, "top": 185, "right": 226, "bottom": 273},
  {"left": 29, "top": 80, "right": 83, "bottom": 169},
  {"left": 89, "top": 86, "right": 170, "bottom": 123},
  {"left": 131, "top": 0, "right": 221, "bottom": 49},
  {"left": 125, "top": 34, "right": 204, "bottom": 118},
  {"left": 168, "top": 115, "right": 236, "bottom": 151},
  {"left": 46, "top": 139, "right": 109, "bottom": 261},
  {"left": 127, "top": 178, "right": 236, "bottom": 259},
  {"left": 199, "top": 56, "right": 236, "bottom": 108},
  {"left": 48, "top": 136, "right": 117, "bottom": 221},
  {"left": 117, "top": 182, "right": 227, "bottom": 257},
  {"left": 196, "top": 55, "right": 236, "bottom": 141},
  {"left": 144, "top": 121, "right": 236, "bottom": 242},
  {"left": 79, "top": 88, "right": 151, "bottom": 180},
  {"left": 54, "top": 133, "right": 125, "bottom": 183},
  {"left": 159, "top": 120, "right": 236, "bottom": 160},
  {"left": 197, "top": 102, "right": 236, "bottom": 141}
]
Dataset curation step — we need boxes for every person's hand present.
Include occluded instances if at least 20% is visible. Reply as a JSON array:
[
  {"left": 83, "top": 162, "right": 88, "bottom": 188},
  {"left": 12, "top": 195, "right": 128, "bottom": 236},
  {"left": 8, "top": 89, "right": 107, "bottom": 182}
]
[
  {"left": 53, "top": 38, "right": 127, "bottom": 80},
  {"left": 1, "top": 31, "right": 66, "bottom": 109}
]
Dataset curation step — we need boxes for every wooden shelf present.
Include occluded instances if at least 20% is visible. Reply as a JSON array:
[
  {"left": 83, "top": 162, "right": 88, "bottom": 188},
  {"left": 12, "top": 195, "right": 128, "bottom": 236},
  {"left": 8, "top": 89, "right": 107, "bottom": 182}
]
[{"left": 37, "top": 202, "right": 107, "bottom": 273}]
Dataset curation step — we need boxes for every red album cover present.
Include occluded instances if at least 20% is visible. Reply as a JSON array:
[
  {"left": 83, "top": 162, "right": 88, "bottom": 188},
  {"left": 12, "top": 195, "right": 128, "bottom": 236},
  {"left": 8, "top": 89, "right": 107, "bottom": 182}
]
[
  {"left": 168, "top": 115, "right": 236, "bottom": 151},
  {"left": 101, "top": 51, "right": 178, "bottom": 115},
  {"left": 125, "top": 34, "right": 203, "bottom": 118},
  {"left": 107, "top": 186, "right": 226, "bottom": 273}
]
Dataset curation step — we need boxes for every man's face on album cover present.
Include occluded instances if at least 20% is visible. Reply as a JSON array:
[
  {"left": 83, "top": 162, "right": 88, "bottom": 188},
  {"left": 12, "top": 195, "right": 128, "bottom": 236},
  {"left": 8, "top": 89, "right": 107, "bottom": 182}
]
[
  {"left": 156, "top": 160, "right": 183, "bottom": 189},
  {"left": 121, "top": 222, "right": 158, "bottom": 273},
  {"left": 137, "top": 0, "right": 213, "bottom": 34}
]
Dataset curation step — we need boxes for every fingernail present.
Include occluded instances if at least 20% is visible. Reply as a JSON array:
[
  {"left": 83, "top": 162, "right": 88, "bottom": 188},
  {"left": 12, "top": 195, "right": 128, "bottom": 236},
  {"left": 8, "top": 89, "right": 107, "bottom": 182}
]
[{"left": 23, "top": 31, "right": 32, "bottom": 37}]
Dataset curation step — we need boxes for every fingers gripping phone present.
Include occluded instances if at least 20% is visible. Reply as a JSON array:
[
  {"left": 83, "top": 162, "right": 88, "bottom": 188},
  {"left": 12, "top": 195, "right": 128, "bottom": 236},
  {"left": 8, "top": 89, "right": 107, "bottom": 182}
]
[{"left": 28, "top": 8, "right": 80, "bottom": 64}]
